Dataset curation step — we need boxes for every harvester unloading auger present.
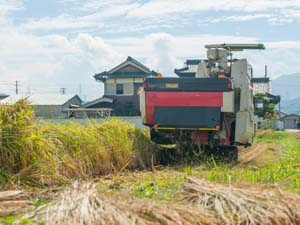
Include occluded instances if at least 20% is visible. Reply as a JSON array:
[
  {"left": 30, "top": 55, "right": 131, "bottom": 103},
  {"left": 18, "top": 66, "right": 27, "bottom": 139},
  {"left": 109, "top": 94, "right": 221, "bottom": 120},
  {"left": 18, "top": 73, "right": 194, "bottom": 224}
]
[{"left": 140, "top": 44, "right": 265, "bottom": 161}]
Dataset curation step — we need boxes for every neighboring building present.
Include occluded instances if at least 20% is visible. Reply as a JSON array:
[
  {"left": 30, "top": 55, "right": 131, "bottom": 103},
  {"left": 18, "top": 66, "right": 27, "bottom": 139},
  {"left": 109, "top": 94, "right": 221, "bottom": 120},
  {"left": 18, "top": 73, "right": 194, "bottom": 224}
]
[
  {"left": 0, "top": 93, "right": 9, "bottom": 100},
  {"left": 280, "top": 114, "right": 300, "bottom": 130},
  {"left": 174, "top": 59, "right": 202, "bottom": 78},
  {"left": 277, "top": 111, "right": 288, "bottom": 119},
  {"left": 252, "top": 77, "right": 271, "bottom": 94},
  {"left": 66, "top": 97, "right": 114, "bottom": 118},
  {"left": 1, "top": 94, "right": 82, "bottom": 118},
  {"left": 94, "top": 56, "right": 158, "bottom": 116},
  {"left": 82, "top": 97, "right": 113, "bottom": 109}
]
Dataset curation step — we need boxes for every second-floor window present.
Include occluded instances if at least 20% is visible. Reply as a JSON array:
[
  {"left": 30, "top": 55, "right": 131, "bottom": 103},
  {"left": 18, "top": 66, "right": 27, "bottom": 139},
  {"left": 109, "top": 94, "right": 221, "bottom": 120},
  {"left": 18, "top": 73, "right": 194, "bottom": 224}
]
[
  {"left": 116, "top": 84, "right": 124, "bottom": 95},
  {"left": 106, "top": 83, "right": 134, "bottom": 96}
]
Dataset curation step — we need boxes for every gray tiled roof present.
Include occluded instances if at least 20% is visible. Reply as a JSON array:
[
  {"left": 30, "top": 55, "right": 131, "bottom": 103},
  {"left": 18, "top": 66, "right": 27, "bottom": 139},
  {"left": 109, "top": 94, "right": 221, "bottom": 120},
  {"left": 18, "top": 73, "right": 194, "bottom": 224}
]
[
  {"left": 252, "top": 77, "right": 270, "bottom": 83},
  {"left": 174, "top": 59, "right": 203, "bottom": 77},
  {"left": 1, "top": 94, "right": 81, "bottom": 105},
  {"left": 94, "top": 56, "right": 157, "bottom": 81}
]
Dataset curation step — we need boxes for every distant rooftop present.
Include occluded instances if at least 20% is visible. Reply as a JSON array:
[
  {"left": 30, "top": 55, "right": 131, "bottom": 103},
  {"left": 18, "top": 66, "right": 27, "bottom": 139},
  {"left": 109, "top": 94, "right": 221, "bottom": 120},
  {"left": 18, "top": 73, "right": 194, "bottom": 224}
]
[
  {"left": 94, "top": 56, "right": 158, "bottom": 82},
  {"left": 1, "top": 94, "right": 81, "bottom": 105},
  {"left": 0, "top": 93, "right": 9, "bottom": 98},
  {"left": 174, "top": 59, "right": 204, "bottom": 78},
  {"left": 252, "top": 77, "right": 270, "bottom": 83}
]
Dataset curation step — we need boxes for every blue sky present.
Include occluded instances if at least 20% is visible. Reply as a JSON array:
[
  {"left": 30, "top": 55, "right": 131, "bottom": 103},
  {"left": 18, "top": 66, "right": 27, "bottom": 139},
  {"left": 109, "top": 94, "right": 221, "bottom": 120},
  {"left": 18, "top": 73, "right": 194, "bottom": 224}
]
[{"left": 1, "top": 0, "right": 300, "bottom": 99}]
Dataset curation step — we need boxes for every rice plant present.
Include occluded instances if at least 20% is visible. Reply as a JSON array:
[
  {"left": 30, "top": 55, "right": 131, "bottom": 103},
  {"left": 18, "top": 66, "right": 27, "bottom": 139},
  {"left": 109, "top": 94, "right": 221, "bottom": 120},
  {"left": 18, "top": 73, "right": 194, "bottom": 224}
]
[{"left": 0, "top": 100, "right": 156, "bottom": 186}]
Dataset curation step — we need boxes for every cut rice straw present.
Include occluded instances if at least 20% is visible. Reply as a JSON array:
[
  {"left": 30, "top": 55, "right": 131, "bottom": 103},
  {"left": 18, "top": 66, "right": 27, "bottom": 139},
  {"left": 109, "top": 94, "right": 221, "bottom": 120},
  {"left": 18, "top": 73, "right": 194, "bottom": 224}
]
[
  {"left": 180, "top": 177, "right": 300, "bottom": 225},
  {"left": 23, "top": 182, "right": 219, "bottom": 225}
]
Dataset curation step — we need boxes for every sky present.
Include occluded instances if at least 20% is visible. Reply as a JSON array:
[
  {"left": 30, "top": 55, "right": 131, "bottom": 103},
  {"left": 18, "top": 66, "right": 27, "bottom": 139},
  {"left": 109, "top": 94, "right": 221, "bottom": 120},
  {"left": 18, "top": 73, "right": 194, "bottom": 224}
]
[{"left": 0, "top": 0, "right": 300, "bottom": 100}]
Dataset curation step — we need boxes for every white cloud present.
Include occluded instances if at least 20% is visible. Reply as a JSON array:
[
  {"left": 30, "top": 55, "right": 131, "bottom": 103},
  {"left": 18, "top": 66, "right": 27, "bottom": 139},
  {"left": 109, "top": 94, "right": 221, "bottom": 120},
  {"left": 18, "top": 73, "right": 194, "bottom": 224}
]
[
  {"left": 127, "top": 0, "right": 300, "bottom": 18},
  {"left": 22, "top": 14, "right": 102, "bottom": 31},
  {"left": 0, "top": 28, "right": 122, "bottom": 98},
  {"left": 0, "top": 0, "right": 24, "bottom": 15},
  {"left": 266, "top": 41, "right": 300, "bottom": 49},
  {"left": 0, "top": 0, "right": 24, "bottom": 25},
  {"left": 107, "top": 34, "right": 259, "bottom": 59},
  {"left": 210, "top": 14, "right": 272, "bottom": 23},
  {"left": 17, "top": 0, "right": 300, "bottom": 34},
  {"left": 144, "top": 33, "right": 179, "bottom": 75},
  {"left": 1, "top": 0, "right": 300, "bottom": 98},
  {"left": 21, "top": 1, "right": 139, "bottom": 31},
  {"left": 0, "top": 25, "right": 300, "bottom": 98}
]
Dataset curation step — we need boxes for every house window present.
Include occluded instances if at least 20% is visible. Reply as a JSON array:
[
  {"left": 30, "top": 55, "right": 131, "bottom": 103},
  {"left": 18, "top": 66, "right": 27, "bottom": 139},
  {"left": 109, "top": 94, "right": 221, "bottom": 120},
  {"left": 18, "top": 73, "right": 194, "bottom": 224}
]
[
  {"left": 105, "top": 83, "right": 134, "bottom": 96},
  {"left": 116, "top": 84, "right": 124, "bottom": 95}
]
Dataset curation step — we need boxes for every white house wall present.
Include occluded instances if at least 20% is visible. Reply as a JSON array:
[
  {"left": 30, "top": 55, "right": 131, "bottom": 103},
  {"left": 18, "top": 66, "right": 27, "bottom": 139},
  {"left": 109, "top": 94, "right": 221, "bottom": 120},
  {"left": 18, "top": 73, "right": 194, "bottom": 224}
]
[{"left": 253, "top": 83, "right": 271, "bottom": 94}]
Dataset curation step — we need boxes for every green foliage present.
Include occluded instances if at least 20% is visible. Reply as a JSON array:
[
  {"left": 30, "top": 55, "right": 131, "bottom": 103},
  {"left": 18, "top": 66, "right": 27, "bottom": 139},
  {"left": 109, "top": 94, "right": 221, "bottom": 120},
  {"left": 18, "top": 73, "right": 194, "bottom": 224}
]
[
  {"left": 265, "top": 103, "right": 276, "bottom": 112},
  {"left": 131, "top": 176, "right": 185, "bottom": 201},
  {"left": 0, "top": 216, "right": 35, "bottom": 225},
  {"left": 256, "top": 131, "right": 289, "bottom": 142},
  {"left": 253, "top": 93, "right": 279, "bottom": 121},
  {"left": 260, "top": 111, "right": 278, "bottom": 129},
  {"left": 183, "top": 166, "right": 193, "bottom": 176},
  {"left": 254, "top": 93, "right": 266, "bottom": 98}
]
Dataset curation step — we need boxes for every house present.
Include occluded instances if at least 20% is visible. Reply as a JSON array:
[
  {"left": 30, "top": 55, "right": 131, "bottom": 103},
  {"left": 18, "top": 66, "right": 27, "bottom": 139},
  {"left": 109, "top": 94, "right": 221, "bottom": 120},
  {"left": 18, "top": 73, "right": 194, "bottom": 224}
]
[
  {"left": 94, "top": 56, "right": 158, "bottom": 116},
  {"left": 1, "top": 94, "right": 82, "bottom": 119},
  {"left": 66, "top": 97, "right": 114, "bottom": 118},
  {"left": 280, "top": 114, "right": 300, "bottom": 130},
  {"left": 252, "top": 77, "right": 271, "bottom": 95},
  {"left": 174, "top": 59, "right": 202, "bottom": 78},
  {"left": 277, "top": 111, "right": 287, "bottom": 119},
  {"left": 0, "top": 93, "right": 9, "bottom": 100}
]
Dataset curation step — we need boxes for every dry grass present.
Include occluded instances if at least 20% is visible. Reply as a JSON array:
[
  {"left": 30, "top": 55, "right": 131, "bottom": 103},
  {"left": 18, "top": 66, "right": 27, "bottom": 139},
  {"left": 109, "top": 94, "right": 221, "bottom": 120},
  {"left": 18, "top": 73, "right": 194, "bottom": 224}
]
[
  {"left": 20, "top": 177, "right": 300, "bottom": 225},
  {"left": 23, "top": 182, "right": 219, "bottom": 225},
  {"left": 0, "top": 190, "right": 33, "bottom": 217},
  {"left": 293, "top": 132, "right": 300, "bottom": 140},
  {"left": 255, "top": 129, "right": 274, "bottom": 139},
  {"left": 180, "top": 177, "right": 300, "bottom": 225}
]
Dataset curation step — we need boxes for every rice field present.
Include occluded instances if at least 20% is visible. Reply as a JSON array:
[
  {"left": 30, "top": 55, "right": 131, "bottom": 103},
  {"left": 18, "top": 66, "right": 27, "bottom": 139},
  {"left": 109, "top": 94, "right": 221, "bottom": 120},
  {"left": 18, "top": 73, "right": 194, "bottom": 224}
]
[
  {"left": 1, "top": 101, "right": 300, "bottom": 225},
  {"left": 0, "top": 100, "right": 156, "bottom": 187}
]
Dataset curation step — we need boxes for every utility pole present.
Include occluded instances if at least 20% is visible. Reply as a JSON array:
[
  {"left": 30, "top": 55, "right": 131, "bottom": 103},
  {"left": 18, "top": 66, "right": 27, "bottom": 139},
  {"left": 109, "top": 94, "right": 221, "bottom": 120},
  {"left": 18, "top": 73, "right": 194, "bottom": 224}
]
[
  {"left": 265, "top": 65, "right": 268, "bottom": 78},
  {"left": 15, "top": 80, "right": 19, "bottom": 95},
  {"left": 60, "top": 88, "right": 66, "bottom": 95}
]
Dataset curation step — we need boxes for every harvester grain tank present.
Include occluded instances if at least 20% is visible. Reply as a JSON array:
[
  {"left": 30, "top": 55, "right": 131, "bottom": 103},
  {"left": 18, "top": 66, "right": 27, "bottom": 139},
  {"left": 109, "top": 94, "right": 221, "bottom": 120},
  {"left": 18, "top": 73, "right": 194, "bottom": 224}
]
[{"left": 140, "top": 43, "right": 265, "bottom": 161}]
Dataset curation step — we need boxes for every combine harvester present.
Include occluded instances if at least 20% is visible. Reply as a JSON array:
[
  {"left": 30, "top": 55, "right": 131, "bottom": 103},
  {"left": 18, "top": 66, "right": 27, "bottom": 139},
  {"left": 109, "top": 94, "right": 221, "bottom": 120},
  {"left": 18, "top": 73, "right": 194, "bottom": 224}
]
[{"left": 140, "top": 43, "right": 265, "bottom": 161}]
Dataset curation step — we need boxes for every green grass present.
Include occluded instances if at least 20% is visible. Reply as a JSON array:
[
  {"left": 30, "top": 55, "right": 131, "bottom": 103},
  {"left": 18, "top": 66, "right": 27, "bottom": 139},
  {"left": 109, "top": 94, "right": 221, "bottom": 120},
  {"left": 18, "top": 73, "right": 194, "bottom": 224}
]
[
  {"left": 0, "top": 216, "right": 35, "bottom": 225},
  {"left": 98, "top": 131, "right": 300, "bottom": 202},
  {"left": 132, "top": 176, "right": 185, "bottom": 201},
  {"left": 204, "top": 131, "right": 300, "bottom": 189}
]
